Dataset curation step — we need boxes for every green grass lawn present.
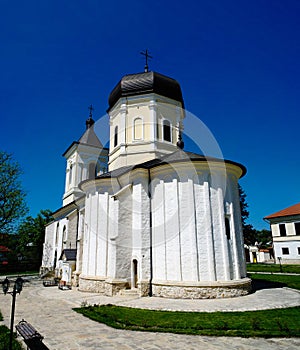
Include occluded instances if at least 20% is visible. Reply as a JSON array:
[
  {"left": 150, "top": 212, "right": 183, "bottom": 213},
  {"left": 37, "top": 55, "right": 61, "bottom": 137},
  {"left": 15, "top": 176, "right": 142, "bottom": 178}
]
[
  {"left": 0, "top": 270, "right": 39, "bottom": 277},
  {"left": 247, "top": 263, "right": 300, "bottom": 274},
  {"left": 0, "top": 326, "right": 23, "bottom": 350},
  {"left": 250, "top": 273, "right": 300, "bottom": 290},
  {"left": 0, "top": 311, "right": 23, "bottom": 349},
  {"left": 74, "top": 304, "right": 300, "bottom": 338},
  {"left": 74, "top": 273, "right": 300, "bottom": 338}
]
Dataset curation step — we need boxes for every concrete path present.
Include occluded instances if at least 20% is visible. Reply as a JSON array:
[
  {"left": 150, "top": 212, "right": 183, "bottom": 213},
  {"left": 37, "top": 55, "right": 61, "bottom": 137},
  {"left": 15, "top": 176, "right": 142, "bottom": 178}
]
[{"left": 0, "top": 277, "right": 299, "bottom": 350}]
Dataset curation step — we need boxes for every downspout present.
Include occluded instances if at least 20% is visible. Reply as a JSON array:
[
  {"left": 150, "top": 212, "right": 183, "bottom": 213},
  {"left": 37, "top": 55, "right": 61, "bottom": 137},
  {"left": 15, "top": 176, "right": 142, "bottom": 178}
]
[
  {"left": 75, "top": 204, "right": 80, "bottom": 250},
  {"left": 148, "top": 168, "right": 153, "bottom": 297}
]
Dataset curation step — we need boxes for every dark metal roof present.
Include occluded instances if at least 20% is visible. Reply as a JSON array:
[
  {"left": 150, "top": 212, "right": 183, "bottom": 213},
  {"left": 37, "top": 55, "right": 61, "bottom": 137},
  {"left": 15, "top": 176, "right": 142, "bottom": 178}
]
[
  {"left": 62, "top": 129, "right": 106, "bottom": 157},
  {"left": 108, "top": 71, "right": 184, "bottom": 111},
  {"left": 78, "top": 126, "right": 103, "bottom": 148},
  {"left": 133, "top": 151, "right": 247, "bottom": 176},
  {"left": 79, "top": 151, "right": 246, "bottom": 189},
  {"left": 59, "top": 249, "right": 77, "bottom": 261}
]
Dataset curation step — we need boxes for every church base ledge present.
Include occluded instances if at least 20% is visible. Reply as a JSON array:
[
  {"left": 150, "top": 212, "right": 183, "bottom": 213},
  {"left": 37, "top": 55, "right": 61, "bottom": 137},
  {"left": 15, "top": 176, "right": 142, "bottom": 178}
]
[
  {"left": 151, "top": 278, "right": 252, "bottom": 299},
  {"left": 78, "top": 275, "right": 129, "bottom": 296}
]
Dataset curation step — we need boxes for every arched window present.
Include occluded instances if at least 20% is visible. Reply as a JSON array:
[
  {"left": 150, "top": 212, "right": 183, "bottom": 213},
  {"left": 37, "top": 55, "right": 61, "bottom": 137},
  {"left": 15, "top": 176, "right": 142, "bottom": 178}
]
[
  {"left": 55, "top": 223, "right": 59, "bottom": 247},
  {"left": 69, "top": 164, "right": 73, "bottom": 187},
  {"left": 134, "top": 118, "right": 143, "bottom": 140},
  {"left": 114, "top": 126, "right": 118, "bottom": 147},
  {"left": 163, "top": 120, "right": 171, "bottom": 142},
  {"left": 156, "top": 122, "right": 160, "bottom": 140},
  {"left": 225, "top": 217, "right": 231, "bottom": 240},
  {"left": 95, "top": 162, "right": 100, "bottom": 176},
  {"left": 62, "top": 226, "right": 67, "bottom": 243}
]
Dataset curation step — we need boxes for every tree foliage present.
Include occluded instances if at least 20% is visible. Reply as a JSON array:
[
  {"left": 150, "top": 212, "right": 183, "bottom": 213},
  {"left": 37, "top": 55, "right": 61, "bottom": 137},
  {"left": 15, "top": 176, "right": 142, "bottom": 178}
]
[
  {"left": 238, "top": 184, "right": 272, "bottom": 247},
  {"left": 0, "top": 151, "right": 28, "bottom": 233},
  {"left": 17, "top": 209, "right": 53, "bottom": 266}
]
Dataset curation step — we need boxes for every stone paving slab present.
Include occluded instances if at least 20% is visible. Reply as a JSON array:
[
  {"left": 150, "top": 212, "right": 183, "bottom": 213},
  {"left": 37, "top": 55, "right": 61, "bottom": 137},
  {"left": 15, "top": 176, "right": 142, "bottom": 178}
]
[{"left": 0, "top": 278, "right": 299, "bottom": 350}]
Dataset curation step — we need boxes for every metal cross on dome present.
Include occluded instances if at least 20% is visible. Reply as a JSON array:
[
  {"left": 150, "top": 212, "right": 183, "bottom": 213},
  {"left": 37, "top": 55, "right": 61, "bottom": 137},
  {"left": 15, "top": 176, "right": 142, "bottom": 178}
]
[
  {"left": 88, "top": 104, "right": 94, "bottom": 117},
  {"left": 140, "top": 49, "right": 153, "bottom": 72}
]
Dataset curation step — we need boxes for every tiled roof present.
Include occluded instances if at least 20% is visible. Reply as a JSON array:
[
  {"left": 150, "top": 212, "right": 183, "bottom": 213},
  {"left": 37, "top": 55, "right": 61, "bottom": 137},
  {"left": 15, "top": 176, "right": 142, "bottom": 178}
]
[{"left": 264, "top": 202, "right": 300, "bottom": 220}]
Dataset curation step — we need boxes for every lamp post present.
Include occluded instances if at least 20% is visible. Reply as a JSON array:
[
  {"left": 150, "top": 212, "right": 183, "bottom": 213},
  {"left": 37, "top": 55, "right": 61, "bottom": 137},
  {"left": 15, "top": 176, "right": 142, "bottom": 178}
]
[
  {"left": 2, "top": 276, "right": 24, "bottom": 350},
  {"left": 278, "top": 256, "right": 283, "bottom": 273}
]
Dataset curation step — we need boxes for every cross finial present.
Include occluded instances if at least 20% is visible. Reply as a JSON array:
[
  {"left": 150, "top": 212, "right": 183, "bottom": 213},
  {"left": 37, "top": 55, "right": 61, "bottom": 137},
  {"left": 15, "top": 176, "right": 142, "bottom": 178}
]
[
  {"left": 86, "top": 104, "right": 95, "bottom": 129},
  {"left": 88, "top": 104, "right": 94, "bottom": 118},
  {"left": 140, "top": 49, "right": 153, "bottom": 72}
]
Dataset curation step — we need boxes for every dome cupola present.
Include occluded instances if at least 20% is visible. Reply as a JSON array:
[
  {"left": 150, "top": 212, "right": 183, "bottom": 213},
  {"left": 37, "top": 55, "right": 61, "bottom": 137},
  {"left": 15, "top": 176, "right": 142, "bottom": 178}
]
[
  {"left": 107, "top": 70, "right": 185, "bottom": 171},
  {"left": 108, "top": 71, "right": 184, "bottom": 111}
]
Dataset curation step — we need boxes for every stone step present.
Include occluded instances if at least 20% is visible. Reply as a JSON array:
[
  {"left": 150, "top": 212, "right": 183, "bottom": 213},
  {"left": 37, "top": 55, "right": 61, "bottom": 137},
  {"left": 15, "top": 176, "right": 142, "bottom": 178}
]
[{"left": 119, "top": 288, "right": 139, "bottom": 296}]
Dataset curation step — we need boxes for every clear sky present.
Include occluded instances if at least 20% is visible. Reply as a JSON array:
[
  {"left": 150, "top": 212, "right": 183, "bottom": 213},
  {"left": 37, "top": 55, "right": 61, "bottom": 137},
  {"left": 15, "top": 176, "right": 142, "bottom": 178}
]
[{"left": 1, "top": 0, "right": 299, "bottom": 230}]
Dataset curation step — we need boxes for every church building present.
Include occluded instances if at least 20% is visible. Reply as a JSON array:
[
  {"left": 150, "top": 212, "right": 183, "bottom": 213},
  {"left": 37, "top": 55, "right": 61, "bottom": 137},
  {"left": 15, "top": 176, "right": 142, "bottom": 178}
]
[{"left": 41, "top": 68, "right": 251, "bottom": 298}]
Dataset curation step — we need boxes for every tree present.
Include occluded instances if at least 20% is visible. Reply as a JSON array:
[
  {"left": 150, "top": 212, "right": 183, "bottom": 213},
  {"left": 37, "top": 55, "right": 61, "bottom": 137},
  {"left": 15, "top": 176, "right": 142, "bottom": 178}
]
[
  {"left": 0, "top": 151, "right": 28, "bottom": 234},
  {"left": 238, "top": 184, "right": 271, "bottom": 247},
  {"left": 17, "top": 209, "right": 53, "bottom": 267},
  {"left": 238, "top": 184, "right": 250, "bottom": 226}
]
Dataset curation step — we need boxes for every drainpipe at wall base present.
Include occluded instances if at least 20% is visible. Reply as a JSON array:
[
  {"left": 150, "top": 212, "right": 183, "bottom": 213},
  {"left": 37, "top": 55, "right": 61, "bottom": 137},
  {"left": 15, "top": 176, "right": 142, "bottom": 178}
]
[
  {"left": 75, "top": 203, "right": 80, "bottom": 250},
  {"left": 148, "top": 168, "right": 153, "bottom": 297}
]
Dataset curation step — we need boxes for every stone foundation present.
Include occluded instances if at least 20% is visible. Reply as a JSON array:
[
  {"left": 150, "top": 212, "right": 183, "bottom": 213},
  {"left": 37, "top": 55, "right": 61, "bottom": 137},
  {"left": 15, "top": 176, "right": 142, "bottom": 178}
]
[
  {"left": 138, "top": 280, "right": 151, "bottom": 297},
  {"left": 105, "top": 279, "right": 129, "bottom": 296},
  {"left": 151, "top": 278, "right": 252, "bottom": 299},
  {"left": 79, "top": 275, "right": 106, "bottom": 293},
  {"left": 79, "top": 275, "right": 129, "bottom": 296},
  {"left": 72, "top": 272, "right": 80, "bottom": 287},
  {"left": 79, "top": 275, "right": 251, "bottom": 299}
]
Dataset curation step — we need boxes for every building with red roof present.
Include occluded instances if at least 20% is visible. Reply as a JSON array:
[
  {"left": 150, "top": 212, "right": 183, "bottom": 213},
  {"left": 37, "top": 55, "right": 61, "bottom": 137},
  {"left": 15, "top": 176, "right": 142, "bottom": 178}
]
[{"left": 264, "top": 203, "right": 300, "bottom": 264}]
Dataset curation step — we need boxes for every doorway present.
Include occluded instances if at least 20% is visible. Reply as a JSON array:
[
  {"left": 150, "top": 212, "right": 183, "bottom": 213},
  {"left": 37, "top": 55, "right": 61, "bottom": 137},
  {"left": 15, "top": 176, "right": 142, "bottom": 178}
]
[{"left": 132, "top": 259, "right": 138, "bottom": 289}]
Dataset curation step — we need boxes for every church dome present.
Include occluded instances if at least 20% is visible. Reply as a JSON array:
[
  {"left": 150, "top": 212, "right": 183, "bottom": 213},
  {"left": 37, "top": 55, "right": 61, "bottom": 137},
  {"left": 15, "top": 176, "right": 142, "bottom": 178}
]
[{"left": 108, "top": 71, "right": 184, "bottom": 111}]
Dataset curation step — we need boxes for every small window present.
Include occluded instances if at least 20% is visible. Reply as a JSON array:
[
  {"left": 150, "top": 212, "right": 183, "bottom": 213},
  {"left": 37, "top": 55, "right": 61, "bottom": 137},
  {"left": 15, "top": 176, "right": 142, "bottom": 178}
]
[
  {"left": 279, "top": 223, "right": 287, "bottom": 237},
  {"left": 295, "top": 222, "right": 300, "bottom": 236},
  {"left": 163, "top": 120, "right": 171, "bottom": 142},
  {"left": 282, "top": 247, "right": 289, "bottom": 255},
  {"left": 225, "top": 217, "right": 231, "bottom": 240},
  {"left": 114, "top": 126, "right": 118, "bottom": 147},
  {"left": 298, "top": 247, "right": 300, "bottom": 255}
]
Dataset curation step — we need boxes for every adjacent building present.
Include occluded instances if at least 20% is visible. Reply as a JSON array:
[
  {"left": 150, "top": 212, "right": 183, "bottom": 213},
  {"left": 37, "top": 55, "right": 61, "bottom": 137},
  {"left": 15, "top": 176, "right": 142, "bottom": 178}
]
[{"left": 264, "top": 203, "right": 300, "bottom": 264}]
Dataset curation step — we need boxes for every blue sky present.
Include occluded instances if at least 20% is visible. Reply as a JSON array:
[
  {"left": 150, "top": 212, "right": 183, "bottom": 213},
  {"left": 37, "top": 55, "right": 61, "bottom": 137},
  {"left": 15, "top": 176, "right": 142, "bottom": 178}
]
[{"left": 1, "top": 0, "right": 299, "bottom": 230}]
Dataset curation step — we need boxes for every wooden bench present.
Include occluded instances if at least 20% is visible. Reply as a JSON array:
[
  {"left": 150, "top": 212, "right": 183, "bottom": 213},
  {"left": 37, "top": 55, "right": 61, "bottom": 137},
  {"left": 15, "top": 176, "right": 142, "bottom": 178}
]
[
  {"left": 15, "top": 319, "right": 46, "bottom": 349},
  {"left": 16, "top": 319, "right": 43, "bottom": 341}
]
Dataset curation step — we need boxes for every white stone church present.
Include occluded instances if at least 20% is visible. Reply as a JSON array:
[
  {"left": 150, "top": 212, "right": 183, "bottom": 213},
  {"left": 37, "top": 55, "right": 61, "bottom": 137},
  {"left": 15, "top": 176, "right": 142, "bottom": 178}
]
[{"left": 41, "top": 69, "right": 251, "bottom": 298}]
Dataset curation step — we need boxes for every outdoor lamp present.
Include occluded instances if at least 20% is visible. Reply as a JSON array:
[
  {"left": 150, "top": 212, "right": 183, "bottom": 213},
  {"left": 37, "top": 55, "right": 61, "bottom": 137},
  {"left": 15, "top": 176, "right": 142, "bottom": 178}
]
[
  {"left": 2, "top": 277, "right": 10, "bottom": 294},
  {"left": 2, "top": 276, "right": 25, "bottom": 350},
  {"left": 15, "top": 277, "right": 23, "bottom": 293}
]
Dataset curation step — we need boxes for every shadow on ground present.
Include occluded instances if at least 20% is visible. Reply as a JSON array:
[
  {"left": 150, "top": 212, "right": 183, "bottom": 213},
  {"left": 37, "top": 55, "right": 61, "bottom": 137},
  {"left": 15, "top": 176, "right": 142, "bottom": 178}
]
[
  {"left": 251, "top": 278, "right": 286, "bottom": 292},
  {"left": 24, "top": 339, "right": 50, "bottom": 350}
]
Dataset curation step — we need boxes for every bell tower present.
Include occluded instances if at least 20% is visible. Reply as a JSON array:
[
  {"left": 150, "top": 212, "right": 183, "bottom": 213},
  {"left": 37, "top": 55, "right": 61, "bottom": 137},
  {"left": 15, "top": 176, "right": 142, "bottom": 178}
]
[
  {"left": 107, "top": 71, "right": 185, "bottom": 171},
  {"left": 62, "top": 106, "right": 108, "bottom": 206}
]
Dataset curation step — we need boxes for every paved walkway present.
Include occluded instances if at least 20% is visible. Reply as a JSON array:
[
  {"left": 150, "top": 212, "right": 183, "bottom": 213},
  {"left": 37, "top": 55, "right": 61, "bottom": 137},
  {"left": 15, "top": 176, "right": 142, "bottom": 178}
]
[{"left": 0, "top": 277, "right": 299, "bottom": 349}]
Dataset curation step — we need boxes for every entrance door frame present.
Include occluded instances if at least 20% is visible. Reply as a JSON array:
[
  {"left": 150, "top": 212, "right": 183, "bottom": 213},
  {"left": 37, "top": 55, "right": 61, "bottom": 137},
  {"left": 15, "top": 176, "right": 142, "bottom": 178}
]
[{"left": 131, "top": 259, "right": 138, "bottom": 289}]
